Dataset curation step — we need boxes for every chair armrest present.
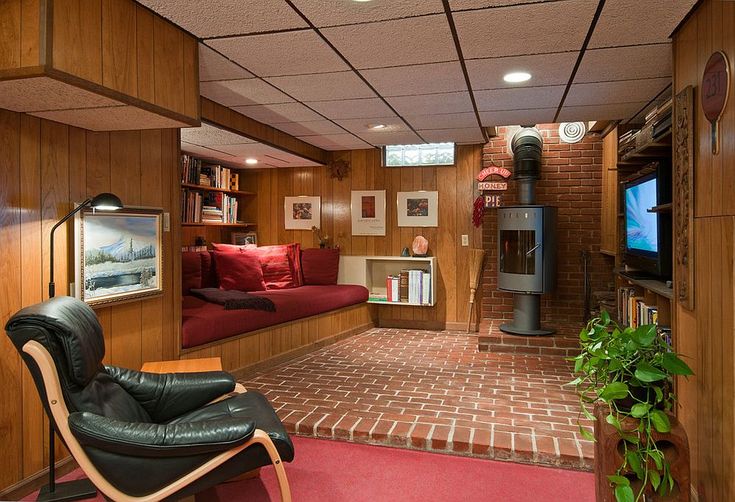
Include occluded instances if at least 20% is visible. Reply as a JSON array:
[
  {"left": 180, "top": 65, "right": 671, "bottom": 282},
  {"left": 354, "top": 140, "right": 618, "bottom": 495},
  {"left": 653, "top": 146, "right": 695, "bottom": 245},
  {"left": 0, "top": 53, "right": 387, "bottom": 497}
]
[
  {"left": 68, "top": 412, "right": 255, "bottom": 458},
  {"left": 105, "top": 366, "right": 236, "bottom": 422}
]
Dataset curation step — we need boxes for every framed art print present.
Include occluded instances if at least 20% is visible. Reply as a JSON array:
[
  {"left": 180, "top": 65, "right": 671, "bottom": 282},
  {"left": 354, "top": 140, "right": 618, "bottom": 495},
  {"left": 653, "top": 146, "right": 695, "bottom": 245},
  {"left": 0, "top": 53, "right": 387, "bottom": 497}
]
[
  {"left": 284, "top": 196, "right": 321, "bottom": 230},
  {"left": 232, "top": 231, "right": 257, "bottom": 246},
  {"left": 397, "top": 191, "right": 439, "bottom": 227},
  {"left": 351, "top": 190, "right": 386, "bottom": 236},
  {"left": 75, "top": 207, "right": 163, "bottom": 306}
]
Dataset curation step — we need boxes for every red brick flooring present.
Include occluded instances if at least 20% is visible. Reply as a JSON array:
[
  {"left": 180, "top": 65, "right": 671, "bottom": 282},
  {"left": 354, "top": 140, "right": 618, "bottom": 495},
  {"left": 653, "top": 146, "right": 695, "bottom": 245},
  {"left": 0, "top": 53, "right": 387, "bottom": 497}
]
[{"left": 239, "top": 327, "right": 593, "bottom": 470}]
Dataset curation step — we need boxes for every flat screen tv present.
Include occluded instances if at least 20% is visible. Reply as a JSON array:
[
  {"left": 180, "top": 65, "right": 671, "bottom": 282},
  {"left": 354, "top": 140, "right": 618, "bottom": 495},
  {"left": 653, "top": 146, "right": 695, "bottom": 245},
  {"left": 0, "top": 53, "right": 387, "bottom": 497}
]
[{"left": 624, "top": 168, "right": 672, "bottom": 279}]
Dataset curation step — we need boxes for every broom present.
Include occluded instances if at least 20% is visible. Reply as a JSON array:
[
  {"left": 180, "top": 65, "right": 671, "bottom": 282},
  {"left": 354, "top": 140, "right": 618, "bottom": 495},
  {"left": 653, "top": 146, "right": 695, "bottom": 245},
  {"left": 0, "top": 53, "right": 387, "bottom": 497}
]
[{"left": 466, "top": 248, "right": 486, "bottom": 333}]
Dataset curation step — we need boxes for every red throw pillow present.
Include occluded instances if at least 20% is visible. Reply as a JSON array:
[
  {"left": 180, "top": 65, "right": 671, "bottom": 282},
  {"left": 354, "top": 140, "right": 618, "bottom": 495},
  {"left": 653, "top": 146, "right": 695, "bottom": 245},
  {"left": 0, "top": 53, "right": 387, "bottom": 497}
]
[
  {"left": 181, "top": 252, "right": 203, "bottom": 295},
  {"left": 211, "top": 242, "right": 256, "bottom": 253},
  {"left": 301, "top": 248, "right": 340, "bottom": 285},
  {"left": 213, "top": 251, "right": 266, "bottom": 292},
  {"left": 250, "top": 244, "right": 301, "bottom": 289}
]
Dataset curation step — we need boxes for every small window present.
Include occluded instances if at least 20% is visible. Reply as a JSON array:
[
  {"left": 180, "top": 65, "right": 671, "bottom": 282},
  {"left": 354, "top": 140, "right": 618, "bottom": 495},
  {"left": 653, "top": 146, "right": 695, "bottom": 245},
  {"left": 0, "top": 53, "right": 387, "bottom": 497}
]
[{"left": 383, "top": 143, "right": 455, "bottom": 167}]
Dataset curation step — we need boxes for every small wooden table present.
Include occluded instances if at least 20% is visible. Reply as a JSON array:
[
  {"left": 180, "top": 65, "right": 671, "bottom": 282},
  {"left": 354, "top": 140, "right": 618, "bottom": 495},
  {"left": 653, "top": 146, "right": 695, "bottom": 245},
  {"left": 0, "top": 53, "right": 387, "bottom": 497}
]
[{"left": 141, "top": 357, "right": 222, "bottom": 374}]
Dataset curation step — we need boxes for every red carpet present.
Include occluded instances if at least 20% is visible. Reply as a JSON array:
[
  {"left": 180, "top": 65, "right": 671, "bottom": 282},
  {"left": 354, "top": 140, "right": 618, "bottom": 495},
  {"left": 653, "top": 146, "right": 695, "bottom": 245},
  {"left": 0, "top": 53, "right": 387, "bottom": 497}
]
[{"left": 27, "top": 437, "right": 594, "bottom": 501}]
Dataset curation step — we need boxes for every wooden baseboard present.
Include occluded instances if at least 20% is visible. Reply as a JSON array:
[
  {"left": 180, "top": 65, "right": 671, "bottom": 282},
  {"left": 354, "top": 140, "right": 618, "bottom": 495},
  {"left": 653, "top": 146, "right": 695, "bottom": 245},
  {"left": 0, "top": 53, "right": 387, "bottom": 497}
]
[
  {"left": 377, "top": 319, "right": 479, "bottom": 332},
  {"left": 0, "top": 456, "right": 79, "bottom": 501},
  {"left": 231, "top": 321, "right": 374, "bottom": 380}
]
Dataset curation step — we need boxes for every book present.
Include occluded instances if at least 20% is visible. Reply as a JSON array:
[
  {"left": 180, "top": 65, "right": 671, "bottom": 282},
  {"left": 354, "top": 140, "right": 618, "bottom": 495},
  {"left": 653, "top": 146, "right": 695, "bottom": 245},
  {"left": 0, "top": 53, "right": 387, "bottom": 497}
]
[
  {"left": 399, "top": 271, "right": 409, "bottom": 302},
  {"left": 422, "top": 272, "right": 431, "bottom": 305}
]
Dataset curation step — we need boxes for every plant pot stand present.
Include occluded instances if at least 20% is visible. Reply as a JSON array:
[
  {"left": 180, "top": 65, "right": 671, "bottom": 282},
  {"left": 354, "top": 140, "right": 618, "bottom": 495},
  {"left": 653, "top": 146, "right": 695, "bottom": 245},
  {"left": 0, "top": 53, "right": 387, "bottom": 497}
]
[{"left": 594, "top": 404, "right": 691, "bottom": 501}]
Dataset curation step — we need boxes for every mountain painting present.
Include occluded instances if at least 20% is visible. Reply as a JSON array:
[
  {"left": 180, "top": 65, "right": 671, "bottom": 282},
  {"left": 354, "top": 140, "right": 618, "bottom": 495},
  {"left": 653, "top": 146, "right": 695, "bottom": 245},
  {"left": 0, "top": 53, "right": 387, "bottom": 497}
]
[{"left": 79, "top": 211, "right": 162, "bottom": 304}]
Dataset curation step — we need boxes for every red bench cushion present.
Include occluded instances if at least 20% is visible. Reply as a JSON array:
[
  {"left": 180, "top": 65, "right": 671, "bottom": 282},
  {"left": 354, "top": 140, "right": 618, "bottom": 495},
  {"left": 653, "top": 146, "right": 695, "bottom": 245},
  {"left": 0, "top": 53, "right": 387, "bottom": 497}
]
[
  {"left": 301, "top": 248, "right": 340, "bottom": 285},
  {"left": 181, "top": 285, "right": 368, "bottom": 348}
]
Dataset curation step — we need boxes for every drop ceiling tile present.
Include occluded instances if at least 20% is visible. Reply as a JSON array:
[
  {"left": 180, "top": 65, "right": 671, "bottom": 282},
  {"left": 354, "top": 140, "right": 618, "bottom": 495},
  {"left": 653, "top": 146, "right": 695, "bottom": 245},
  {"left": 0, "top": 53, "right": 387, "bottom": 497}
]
[
  {"left": 206, "top": 31, "right": 349, "bottom": 77},
  {"left": 199, "top": 44, "right": 253, "bottom": 82},
  {"left": 298, "top": 134, "right": 374, "bottom": 150},
  {"left": 200, "top": 79, "right": 293, "bottom": 107},
  {"left": 32, "top": 106, "right": 188, "bottom": 131},
  {"left": 290, "top": 0, "right": 444, "bottom": 27},
  {"left": 474, "top": 86, "right": 565, "bottom": 111},
  {"left": 565, "top": 78, "right": 671, "bottom": 107},
  {"left": 404, "top": 112, "right": 478, "bottom": 130},
  {"left": 305, "top": 98, "right": 396, "bottom": 120},
  {"left": 479, "top": 108, "right": 556, "bottom": 127},
  {"left": 215, "top": 143, "right": 321, "bottom": 166},
  {"left": 450, "top": 0, "right": 558, "bottom": 9},
  {"left": 181, "top": 123, "right": 256, "bottom": 146},
  {"left": 387, "top": 92, "right": 475, "bottom": 116},
  {"left": 357, "top": 130, "right": 423, "bottom": 146},
  {"left": 589, "top": 0, "right": 698, "bottom": 49},
  {"left": 232, "top": 102, "right": 326, "bottom": 124},
  {"left": 454, "top": 0, "right": 597, "bottom": 59},
  {"left": 266, "top": 72, "right": 376, "bottom": 101},
  {"left": 362, "top": 61, "right": 466, "bottom": 97},
  {"left": 321, "top": 15, "right": 457, "bottom": 69},
  {"left": 557, "top": 102, "right": 649, "bottom": 122},
  {"left": 273, "top": 120, "right": 346, "bottom": 136},
  {"left": 466, "top": 52, "right": 577, "bottom": 90},
  {"left": 334, "top": 117, "right": 406, "bottom": 135},
  {"left": 575, "top": 44, "right": 672, "bottom": 83},
  {"left": 418, "top": 127, "right": 485, "bottom": 144},
  {"left": 136, "top": 0, "right": 307, "bottom": 38},
  {"left": 0, "top": 77, "right": 121, "bottom": 112},
  {"left": 181, "top": 142, "right": 239, "bottom": 163}
]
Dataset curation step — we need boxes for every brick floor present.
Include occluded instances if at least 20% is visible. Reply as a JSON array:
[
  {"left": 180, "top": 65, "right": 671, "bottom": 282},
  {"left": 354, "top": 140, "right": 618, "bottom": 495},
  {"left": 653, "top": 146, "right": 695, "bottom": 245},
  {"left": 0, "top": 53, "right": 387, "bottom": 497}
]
[{"left": 239, "top": 327, "right": 593, "bottom": 471}]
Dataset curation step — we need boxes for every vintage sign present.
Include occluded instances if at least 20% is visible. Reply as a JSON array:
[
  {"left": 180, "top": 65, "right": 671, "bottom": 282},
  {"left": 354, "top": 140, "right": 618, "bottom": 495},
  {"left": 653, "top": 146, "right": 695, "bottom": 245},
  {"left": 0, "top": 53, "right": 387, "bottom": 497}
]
[
  {"left": 702, "top": 50, "right": 730, "bottom": 154},
  {"left": 477, "top": 181, "right": 507, "bottom": 191},
  {"left": 476, "top": 166, "right": 511, "bottom": 181},
  {"left": 484, "top": 194, "right": 503, "bottom": 208}
]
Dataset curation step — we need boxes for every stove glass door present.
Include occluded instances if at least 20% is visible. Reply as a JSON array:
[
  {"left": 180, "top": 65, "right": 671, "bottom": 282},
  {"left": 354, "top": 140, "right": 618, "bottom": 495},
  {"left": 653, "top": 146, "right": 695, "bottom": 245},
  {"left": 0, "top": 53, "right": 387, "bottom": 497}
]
[{"left": 500, "top": 230, "right": 537, "bottom": 275}]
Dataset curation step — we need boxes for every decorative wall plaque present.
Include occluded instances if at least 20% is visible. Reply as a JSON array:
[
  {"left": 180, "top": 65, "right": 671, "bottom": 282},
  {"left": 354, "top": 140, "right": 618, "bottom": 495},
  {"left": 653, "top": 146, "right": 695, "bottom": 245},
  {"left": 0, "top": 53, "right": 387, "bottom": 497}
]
[
  {"left": 476, "top": 166, "right": 511, "bottom": 181},
  {"left": 675, "top": 85, "right": 695, "bottom": 311},
  {"left": 477, "top": 181, "right": 508, "bottom": 191},
  {"left": 701, "top": 50, "right": 730, "bottom": 154}
]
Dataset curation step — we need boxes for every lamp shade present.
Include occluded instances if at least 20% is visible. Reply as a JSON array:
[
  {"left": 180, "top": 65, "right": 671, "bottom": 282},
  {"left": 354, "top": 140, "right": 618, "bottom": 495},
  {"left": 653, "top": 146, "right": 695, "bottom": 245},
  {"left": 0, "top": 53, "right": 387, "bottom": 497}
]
[{"left": 90, "top": 192, "right": 123, "bottom": 211}]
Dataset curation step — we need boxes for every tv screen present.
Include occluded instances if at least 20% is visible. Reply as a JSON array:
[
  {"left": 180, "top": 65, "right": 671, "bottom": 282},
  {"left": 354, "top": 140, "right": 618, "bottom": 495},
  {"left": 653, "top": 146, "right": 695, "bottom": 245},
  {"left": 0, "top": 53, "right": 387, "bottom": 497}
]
[{"left": 625, "top": 176, "right": 658, "bottom": 254}]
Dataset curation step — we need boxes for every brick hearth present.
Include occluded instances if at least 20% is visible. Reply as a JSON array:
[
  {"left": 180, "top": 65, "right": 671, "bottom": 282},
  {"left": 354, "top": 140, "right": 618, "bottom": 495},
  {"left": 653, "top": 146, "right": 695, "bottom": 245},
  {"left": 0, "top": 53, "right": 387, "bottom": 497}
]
[{"left": 239, "top": 328, "right": 593, "bottom": 470}]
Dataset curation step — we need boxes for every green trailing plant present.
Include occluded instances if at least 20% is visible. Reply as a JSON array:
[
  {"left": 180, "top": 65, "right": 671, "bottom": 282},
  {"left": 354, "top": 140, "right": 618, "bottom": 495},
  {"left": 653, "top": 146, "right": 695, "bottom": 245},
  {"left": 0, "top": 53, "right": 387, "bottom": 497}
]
[{"left": 570, "top": 311, "right": 693, "bottom": 502}]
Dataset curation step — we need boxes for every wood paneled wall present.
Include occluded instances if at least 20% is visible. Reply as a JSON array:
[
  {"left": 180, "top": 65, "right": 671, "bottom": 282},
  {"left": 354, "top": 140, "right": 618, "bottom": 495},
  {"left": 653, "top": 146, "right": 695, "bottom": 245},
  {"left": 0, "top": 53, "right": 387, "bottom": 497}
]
[
  {"left": 253, "top": 146, "right": 483, "bottom": 329},
  {"left": 672, "top": 1, "right": 735, "bottom": 499},
  {"left": 0, "top": 109, "right": 181, "bottom": 493}
]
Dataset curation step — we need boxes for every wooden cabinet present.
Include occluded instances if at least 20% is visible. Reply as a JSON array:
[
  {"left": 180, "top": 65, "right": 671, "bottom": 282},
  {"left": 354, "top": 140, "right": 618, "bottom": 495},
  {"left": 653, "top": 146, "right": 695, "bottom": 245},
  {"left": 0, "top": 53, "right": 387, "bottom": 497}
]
[
  {"left": 600, "top": 128, "right": 619, "bottom": 255},
  {"left": 0, "top": 0, "right": 200, "bottom": 130}
]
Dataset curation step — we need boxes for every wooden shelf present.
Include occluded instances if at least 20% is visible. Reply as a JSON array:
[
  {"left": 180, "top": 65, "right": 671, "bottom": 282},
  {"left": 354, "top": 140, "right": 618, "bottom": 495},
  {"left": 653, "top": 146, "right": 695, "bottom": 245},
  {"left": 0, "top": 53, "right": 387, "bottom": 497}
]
[
  {"left": 181, "top": 183, "right": 255, "bottom": 196},
  {"left": 367, "top": 299, "right": 429, "bottom": 306},
  {"left": 648, "top": 203, "right": 672, "bottom": 213},
  {"left": 617, "top": 271, "right": 673, "bottom": 300},
  {"left": 182, "top": 222, "right": 256, "bottom": 227},
  {"left": 618, "top": 129, "right": 672, "bottom": 166}
]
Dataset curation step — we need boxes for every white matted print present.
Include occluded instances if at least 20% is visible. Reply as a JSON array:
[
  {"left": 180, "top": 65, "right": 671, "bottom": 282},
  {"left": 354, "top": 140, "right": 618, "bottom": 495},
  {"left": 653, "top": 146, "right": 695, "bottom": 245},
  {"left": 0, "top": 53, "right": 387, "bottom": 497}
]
[
  {"left": 397, "top": 191, "right": 439, "bottom": 227},
  {"left": 284, "top": 196, "right": 321, "bottom": 230},
  {"left": 351, "top": 190, "right": 386, "bottom": 236}
]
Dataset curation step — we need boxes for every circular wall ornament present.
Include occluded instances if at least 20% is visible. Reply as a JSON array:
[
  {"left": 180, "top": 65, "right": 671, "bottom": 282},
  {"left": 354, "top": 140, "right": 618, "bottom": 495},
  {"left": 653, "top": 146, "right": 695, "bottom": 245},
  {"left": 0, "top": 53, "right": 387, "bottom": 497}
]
[
  {"left": 702, "top": 50, "right": 730, "bottom": 154},
  {"left": 559, "top": 122, "right": 586, "bottom": 143}
]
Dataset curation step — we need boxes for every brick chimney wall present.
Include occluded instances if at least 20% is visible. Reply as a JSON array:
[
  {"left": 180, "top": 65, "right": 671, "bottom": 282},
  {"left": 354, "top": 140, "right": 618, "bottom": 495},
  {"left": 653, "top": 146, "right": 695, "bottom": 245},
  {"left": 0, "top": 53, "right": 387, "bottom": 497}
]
[{"left": 479, "top": 124, "right": 614, "bottom": 328}]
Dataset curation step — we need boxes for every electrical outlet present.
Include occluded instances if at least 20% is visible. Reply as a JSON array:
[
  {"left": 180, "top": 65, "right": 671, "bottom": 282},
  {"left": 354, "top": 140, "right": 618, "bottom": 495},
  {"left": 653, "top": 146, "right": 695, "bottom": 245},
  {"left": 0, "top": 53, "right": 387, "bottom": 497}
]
[{"left": 461, "top": 234, "right": 469, "bottom": 246}]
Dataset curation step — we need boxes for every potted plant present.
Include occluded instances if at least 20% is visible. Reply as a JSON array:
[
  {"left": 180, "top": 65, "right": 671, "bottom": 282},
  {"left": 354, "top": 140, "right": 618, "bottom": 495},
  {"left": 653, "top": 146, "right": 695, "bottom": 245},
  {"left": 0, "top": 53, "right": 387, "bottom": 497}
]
[{"left": 571, "top": 311, "right": 693, "bottom": 502}]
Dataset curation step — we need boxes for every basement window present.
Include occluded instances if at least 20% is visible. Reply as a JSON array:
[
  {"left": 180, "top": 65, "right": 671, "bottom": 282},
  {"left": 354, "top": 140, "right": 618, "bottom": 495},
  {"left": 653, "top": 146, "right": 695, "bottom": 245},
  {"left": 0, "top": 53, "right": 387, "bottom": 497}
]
[{"left": 383, "top": 143, "right": 455, "bottom": 167}]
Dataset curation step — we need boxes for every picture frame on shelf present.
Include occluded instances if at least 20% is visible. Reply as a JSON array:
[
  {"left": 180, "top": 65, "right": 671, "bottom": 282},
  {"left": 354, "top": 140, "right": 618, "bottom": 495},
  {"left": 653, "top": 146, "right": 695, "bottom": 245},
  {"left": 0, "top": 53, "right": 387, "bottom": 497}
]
[
  {"left": 351, "top": 190, "right": 386, "bottom": 236},
  {"left": 397, "top": 191, "right": 439, "bottom": 227},
  {"left": 284, "top": 196, "right": 321, "bottom": 230},
  {"left": 232, "top": 231, "right": 257, "bottom": 246},
  {"left": 75, "top": 207, "right": 163, "bottom": 306}
]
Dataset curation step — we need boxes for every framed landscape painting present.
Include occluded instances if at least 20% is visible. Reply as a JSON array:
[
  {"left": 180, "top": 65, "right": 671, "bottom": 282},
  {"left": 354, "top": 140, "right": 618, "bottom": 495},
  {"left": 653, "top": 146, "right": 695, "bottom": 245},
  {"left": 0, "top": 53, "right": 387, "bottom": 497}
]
[
  {"left": 284, "top": 196, "right": 321, "bottom": 230},
  {"left": 75, "top": 208, "right": 163, "bottom": 306},
  {"left": 397, "top": 191, "right": 439, "bottom": 227},
  {"left": 351, "top": 190, "right": 386, "bottom": 235}
]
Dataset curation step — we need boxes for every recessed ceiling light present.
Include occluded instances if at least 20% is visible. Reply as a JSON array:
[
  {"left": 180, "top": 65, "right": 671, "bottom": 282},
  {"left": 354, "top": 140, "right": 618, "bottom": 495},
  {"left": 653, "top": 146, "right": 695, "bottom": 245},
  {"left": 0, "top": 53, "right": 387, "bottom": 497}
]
[
  {"left": 503, "top": 72, "right": 532, "bottom": 83},
  {"left": 368, "top": 123, "right": 387, "bottom": 130},
  {"left": 352, "top": 0, "right": 373, "bottom": 2},
  {"left": 245, "top": 158, "right": 258, "bottom": 165}
]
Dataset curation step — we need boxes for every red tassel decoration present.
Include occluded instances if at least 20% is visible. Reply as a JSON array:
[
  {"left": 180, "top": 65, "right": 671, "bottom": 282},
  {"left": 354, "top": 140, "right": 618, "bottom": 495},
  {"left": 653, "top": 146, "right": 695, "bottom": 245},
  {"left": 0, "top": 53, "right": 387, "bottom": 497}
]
[{"left": 472, "top": 195, "right": 485, "bottom": 227}]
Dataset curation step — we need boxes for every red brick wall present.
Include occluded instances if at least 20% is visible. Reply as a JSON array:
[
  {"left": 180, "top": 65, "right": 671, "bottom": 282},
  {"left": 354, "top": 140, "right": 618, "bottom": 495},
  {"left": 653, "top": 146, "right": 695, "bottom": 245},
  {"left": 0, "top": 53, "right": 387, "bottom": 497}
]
[{"left": 480, "top": 124, "right": 614, "bottom": 325}]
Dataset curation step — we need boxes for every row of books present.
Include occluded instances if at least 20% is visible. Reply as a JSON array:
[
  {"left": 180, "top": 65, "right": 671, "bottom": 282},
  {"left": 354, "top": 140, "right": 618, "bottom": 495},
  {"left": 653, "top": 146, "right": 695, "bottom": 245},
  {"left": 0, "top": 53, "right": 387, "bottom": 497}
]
[
  {"left": 618, "top": 287, "right": 658, "bottom": 328},
  {"left": 181, "top": 155, "right": 240, "bottom": 191},
  {"left": 181, "top": 189, "right": 239, "bottom": 223},
  {"left": 385, "top": 269, "right": 431, "bottom": 305}
]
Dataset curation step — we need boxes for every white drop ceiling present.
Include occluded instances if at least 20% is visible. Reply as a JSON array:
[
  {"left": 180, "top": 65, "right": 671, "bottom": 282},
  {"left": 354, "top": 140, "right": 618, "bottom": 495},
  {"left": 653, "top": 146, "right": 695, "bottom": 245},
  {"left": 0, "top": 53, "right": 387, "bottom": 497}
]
[{"left": 136, "top": 0, "right": 696, "bottom": 155}]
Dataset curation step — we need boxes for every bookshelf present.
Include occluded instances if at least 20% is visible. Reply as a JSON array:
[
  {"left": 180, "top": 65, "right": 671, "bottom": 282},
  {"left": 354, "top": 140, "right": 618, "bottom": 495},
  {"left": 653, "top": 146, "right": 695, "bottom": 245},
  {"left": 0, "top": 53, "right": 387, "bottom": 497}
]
[
  {"left": 338, "top": 256, "right": 437, "bottom": 306},
  {"left": 616, "top": 271, "right": 673, "bottom": 332},
  {"left": 180, "top": 153, "right": 257, "bottom": 246}
]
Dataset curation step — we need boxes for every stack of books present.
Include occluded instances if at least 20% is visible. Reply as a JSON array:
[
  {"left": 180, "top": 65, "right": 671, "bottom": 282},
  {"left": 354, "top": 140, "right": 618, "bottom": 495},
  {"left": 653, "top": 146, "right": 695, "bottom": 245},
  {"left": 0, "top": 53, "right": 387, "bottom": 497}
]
[
  {"left": 618, "top": 287, "right": 658, "bottom": 328},
  {"left": 384, "top": 269, "right": 431, "bottom": 305},
  {"left": 181, "top": 245, "right": 208, "bottom": 252},
  {"left": 201, "top": 205, "right": 223, "bottom": 223},
  {"left": 181, "top": 189, "right": 202, "bottom": 223},
  {"left": 181, "top": 155, "right": 240, "bottom": 191}
]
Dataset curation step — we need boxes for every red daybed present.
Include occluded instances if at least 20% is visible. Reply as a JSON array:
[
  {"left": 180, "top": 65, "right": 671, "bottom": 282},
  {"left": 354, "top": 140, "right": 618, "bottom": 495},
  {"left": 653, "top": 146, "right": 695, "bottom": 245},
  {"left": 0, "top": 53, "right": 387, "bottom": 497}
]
[{"left": 181, "top": 250, "right": 368, "bottom": 348}]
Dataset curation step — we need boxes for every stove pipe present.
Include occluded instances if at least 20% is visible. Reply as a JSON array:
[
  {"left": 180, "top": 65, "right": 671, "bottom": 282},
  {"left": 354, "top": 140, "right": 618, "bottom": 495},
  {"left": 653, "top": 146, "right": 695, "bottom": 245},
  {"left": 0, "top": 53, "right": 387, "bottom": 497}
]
[{"left": 510, "top": 128, "right": 543, "bottom": 204}]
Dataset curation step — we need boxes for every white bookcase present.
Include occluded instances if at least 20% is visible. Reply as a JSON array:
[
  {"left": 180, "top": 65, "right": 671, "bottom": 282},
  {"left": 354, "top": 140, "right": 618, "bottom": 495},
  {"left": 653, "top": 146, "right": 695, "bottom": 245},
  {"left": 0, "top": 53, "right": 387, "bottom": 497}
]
[{"left": 338, "top": 255, "right": 437, "bottom": 306}]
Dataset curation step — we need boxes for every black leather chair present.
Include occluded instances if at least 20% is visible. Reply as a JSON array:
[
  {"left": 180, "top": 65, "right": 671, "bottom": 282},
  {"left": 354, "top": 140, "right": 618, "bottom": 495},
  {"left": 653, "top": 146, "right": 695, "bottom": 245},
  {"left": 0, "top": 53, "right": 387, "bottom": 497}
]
[{"left": 6, "top": 296, "right": 294, "bottom": 501}]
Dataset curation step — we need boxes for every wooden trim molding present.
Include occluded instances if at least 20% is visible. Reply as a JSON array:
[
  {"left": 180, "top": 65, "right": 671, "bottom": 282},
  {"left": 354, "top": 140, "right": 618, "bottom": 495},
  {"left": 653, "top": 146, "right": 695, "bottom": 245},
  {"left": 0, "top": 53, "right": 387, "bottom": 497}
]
[
  {"left": 200, "top": 97, "right": 330, "bottom": 166},
  {"left": 674, "top": 85, "right": 695, "bottom": 310}
]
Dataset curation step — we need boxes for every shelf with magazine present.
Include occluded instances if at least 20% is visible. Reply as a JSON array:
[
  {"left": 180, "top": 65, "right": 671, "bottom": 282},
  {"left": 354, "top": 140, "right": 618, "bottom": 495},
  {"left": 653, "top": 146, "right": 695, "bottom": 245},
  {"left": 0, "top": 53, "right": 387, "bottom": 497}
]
[{"left": 180, "top": 153, "right": 258, "bottom": 246}]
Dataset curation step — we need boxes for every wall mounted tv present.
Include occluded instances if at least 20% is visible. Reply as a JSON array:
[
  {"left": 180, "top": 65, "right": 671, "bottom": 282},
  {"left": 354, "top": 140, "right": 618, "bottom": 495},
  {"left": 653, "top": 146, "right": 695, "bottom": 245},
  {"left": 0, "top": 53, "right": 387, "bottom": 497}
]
[{"left": 623, "top": 166, "right": 672, "bottom": 279}]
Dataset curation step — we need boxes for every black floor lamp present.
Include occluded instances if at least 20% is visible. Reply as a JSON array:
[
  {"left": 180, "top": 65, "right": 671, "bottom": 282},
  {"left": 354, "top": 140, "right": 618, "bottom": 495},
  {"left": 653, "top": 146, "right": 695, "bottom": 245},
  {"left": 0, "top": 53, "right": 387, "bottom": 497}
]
[{"left": 43, "top": 192, "right": 122, "bottom": 501}]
